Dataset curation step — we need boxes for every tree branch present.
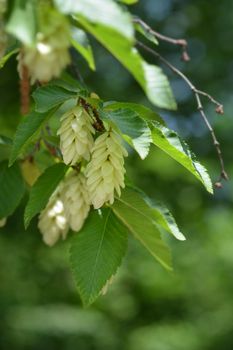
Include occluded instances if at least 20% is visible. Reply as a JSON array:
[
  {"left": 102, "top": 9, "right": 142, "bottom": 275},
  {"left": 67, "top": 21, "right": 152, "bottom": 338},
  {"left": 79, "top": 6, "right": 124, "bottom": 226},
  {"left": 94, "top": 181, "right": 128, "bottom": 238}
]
[
  {"left": 136, "top": 40, "right": 228, "bottom": 186},
  {"left": 133, "top": 17, "right": 190, "bottom": 61},
  {"left": 79, "top": 97, "right": 105, "bottom": 132}
]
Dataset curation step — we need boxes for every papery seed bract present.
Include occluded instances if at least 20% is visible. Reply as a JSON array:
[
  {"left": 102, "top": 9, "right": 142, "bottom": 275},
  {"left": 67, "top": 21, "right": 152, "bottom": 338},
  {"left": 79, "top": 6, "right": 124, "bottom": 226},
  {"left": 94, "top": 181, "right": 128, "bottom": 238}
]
[
  {"left": 58, "top": 106, "right": 95, "bottom": 165},
  {"left": 61, "top": 171, "right": 90, "bottom": 232},
  {"left": 86, "top": 129, "right": 128, "bottom": 209},
  {"left": 38, "top": 183, "right": 69, "bottom": 247},
  {"left": 17, "top": 10, "right": 71, "bottom": 84}
]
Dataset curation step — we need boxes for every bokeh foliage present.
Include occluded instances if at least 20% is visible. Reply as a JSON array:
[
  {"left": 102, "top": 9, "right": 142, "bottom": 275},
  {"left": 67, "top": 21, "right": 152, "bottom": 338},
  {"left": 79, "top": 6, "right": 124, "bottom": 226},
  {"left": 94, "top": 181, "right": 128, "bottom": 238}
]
[{"left": 0, "top": 0, "right": 233, "bottom": 349}]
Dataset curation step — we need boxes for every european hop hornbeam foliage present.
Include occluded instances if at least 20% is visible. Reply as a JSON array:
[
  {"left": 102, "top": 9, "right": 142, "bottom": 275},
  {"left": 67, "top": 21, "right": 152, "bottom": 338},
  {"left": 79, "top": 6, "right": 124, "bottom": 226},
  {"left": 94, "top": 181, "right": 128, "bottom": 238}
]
[{"left": 0, "top": 0, "right": 222, "bottom": 306}]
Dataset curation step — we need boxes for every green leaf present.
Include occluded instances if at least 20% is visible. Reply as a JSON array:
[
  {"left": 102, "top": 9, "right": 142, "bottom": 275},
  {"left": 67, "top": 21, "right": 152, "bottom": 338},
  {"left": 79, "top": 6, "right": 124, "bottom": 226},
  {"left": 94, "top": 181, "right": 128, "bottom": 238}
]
[
  {"left": 140, "top": 193, "right": 185, "bottom": 241},
  {"left": 102, "top": 108, "right": 151, "bottom": 159},
  {"left": 120, "top": 0, "right": 138, "bottom": 4},
  {"left": 104, "top": 101, "right": 165, "bottom": 124},
  {"left": 6, "top": 0, "right": 37, "bottom": 45},
  {"left": 0, "top": 161, "right": 25, "bottom": 219},
  {"left": 129, "top": 186, "right": 185, "bottom": 241},
  {"left": 112, "top": 188, "right": 172, "bottom": 270},
  {"left": 134, "top": 21, "right": 158, "bottom": 45},
  {"left": 70, "top": 208, "right": 128, "bottom": 306},
  {"left": 55, "top": 0, "right": 134, "bottom": 40},
  {"left": 75, "top": 18, "right": 176, "bottom": 110},
  {"left": 0, "top": 48, "right": 19, "bottom": 69},
  {"left": 33, "top": 85, "right": 78, "bottom": 113},
  {"left": 0, "top": 135, "right": 12, "bottom": 146},
  {"left": 150, "top": 122, "right": 213, "bottom": 193},
  {"left": 151, "top": 203, "right": 186, "bottom": 241},
  {"left": 9, "top": 111, "right": 54, "bottom": 166},
  {"left": 24, "top": 163, "right": 68, "bottom": 228},
  {"left": 51, "top": 73, "right": 84, "bottom": 92},
  {"left": 71, "top": 28, "right": 95, "bottom": 70}
]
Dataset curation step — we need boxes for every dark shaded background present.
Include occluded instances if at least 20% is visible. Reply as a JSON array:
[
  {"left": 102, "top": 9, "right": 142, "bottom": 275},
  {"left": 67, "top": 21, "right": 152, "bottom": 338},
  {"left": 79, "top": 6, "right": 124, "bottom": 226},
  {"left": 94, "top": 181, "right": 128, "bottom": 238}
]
[{"left": 0, "top": 0, "right": 233, "bottom": 349}]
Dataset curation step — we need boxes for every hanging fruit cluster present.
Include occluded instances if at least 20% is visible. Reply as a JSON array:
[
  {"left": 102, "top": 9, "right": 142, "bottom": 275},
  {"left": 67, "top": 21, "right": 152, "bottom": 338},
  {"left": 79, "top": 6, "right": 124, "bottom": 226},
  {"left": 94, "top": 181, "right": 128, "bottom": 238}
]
[
  {"left": 38, "top": 104, "right": 128, "bottom": 246},
  {"left": 17, "top": 7, "right": 71, "bottom": 84}
]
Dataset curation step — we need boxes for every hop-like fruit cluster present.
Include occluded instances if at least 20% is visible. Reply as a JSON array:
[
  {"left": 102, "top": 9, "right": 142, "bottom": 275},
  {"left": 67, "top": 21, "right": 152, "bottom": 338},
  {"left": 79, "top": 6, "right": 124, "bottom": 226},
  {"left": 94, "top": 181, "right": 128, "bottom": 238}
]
[
  {"left": 38, "top": 170, "right": 91, "bottom": 246},
  {"left": 38, "top": 185, "right": 69, "bottom": 246},
  {"left": 57, "top": 106, "right": 95, "bottom": 165},
  {"left": 18, "top": 12, "right": 70, "bottom": 83},
  {"left": 0, "top": 217, "right": 6, "bottom": 228},
  {"left": 41, "top": 104, "right": 128, "bottom": 246},
  {"left": 86, "top": 129, "right": 128, "bottom": 209},
  {"left": 61, "top": 171, "right": 90, "bottom": 232}
]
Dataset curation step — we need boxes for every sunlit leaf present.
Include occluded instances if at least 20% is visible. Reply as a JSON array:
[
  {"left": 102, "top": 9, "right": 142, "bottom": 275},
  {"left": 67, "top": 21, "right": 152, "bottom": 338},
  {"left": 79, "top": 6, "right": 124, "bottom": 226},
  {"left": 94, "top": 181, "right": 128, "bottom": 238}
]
[
  {"left": 55, "top": 0, "right": 134, "bottom": 40},
  {"left": 71, "top": 28, "right": 95, "bottom": 70},
  {"left": 150, "top": 122, "right": 213, "bottom": 193},
  {"left": 75, "top": 18, "right": 176, "bottom": 110},
  {"left": 6, "top": 0, "right": 37, "bottom": 45}
]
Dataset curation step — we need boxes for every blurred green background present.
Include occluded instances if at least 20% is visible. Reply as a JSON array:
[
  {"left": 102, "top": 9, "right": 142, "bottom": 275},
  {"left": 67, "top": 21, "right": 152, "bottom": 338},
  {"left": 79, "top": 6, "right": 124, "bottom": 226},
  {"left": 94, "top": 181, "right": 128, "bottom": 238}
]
[{"left": 0, "top": 0, "right": 233, "bottom": 349}]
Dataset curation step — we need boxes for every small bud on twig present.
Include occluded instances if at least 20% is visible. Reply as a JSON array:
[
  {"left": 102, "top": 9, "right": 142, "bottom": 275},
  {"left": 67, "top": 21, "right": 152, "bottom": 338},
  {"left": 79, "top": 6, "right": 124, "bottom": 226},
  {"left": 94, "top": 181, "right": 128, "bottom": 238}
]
[
  {"left": 181, "top": 50, "right": 190, "bottom": 62},
  {"left": 215, "top": 105, "right": 224, "bottom": 115}
]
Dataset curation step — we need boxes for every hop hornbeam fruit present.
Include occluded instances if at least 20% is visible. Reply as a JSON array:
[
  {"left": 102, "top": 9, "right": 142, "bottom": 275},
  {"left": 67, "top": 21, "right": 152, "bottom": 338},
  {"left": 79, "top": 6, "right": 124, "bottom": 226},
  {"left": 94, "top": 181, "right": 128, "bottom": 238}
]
[
  {"left": 86, "top": 129, "right": 128, "bottom": 209},
  {"left": 61, "top": 171, "right": 90, "bottom": 232},
  {"left": 0, "top": 217, "right": 7, "bottom": 228},
  {"left": 38, "top": 185, "right": 69, "bottom": 246},
  {"left": 18, "top": 12, "right": 71, "bottom": 83},
  {"left": 57, "top": 106, "right": 95, "bottom": 165}
]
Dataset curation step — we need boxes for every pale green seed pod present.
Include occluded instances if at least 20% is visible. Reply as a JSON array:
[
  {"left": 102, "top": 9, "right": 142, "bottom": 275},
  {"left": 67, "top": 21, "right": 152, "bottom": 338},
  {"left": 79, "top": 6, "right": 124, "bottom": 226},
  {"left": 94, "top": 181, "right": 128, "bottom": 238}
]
[
  {"left": 61, "top": 171, "right": 90, "bottom": 232},
  {"left": 86, "top": 129, "right": 128, "bottom": 209},
  {"left": 18, "top": 11, "right": 71, "bottom": 83},
  {"left": 57, "top": 106, "right": 95, "bottom": 165},
  {"left": 38, "top": 184, "right": 69, "bottom": 246}
]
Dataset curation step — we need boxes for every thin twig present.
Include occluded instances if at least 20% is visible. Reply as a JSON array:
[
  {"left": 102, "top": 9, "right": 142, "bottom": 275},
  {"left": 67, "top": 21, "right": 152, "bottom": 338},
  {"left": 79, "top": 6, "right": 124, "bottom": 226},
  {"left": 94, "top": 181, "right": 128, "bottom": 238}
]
[
  {"left": 43, "top": 138, "right": 62, "bottom": 159},
  {"left": 79, "top": 97, "right": 105, "bottom": 132},
  {"left": 133, "top": 17, "right": 190, "bottom": 61},
  {"left": 195, "top": 89, "right": 224, "bottom": 114},
  {"left": 136, "top": 40, "right": 228, "bottom": 185},
  {"left": 26, "top": 139, "right": 41, "bottom": 162}
]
